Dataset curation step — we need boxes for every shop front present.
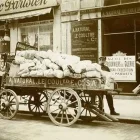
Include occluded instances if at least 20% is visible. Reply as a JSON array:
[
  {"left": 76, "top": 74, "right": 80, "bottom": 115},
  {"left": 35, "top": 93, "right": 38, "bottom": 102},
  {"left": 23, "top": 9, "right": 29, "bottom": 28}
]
[
  {"left": 0, "top": 0, "right": 61, "bottom": 54},
  {"left": 61, "top": 0, "right": 103, "bottom": 62},
  {"left": 102, "top": 1, "right": 140, "bottom": 92}
]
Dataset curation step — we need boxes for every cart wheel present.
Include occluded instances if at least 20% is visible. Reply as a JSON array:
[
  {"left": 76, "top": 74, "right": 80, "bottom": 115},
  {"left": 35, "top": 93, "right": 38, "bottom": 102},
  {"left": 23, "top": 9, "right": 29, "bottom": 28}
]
[
  {"left": 0, "top": 89, "right": 19, "bottom": 120},
  {"left": 79, "top": 91, "right": 103, "bottom": 122},
  {"left": 47, "top": 88, "right": 81, "bottom": 126},
  {"left": 28, "top": 91, "right": 48, "bottom": 116}
]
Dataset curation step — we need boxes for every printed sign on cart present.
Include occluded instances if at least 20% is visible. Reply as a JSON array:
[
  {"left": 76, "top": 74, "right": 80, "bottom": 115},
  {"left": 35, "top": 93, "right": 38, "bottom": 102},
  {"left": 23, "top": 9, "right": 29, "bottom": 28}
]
[
  {"left": 106, "top": 56, "right": 136, "bottom": 82},
  {"left": 6, "top": 77, "right": 101, "bottom": 90}
]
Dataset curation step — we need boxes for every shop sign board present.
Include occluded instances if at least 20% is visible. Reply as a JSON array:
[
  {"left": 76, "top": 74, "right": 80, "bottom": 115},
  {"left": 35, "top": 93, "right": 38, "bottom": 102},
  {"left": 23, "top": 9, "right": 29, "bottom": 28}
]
[
  {"left": 102, "top": 6, "right": 140, "bottom": 17},
  {"left": 0, "top": 0, "right": 58, "bottom": 15},
  {"left": 71, "top": 20, "right": 98, "bottom": 62},
  {"left": 16, "top": 42, "right": 38, "bottom": 52},
  {"left": 106, "top": 56, "right": 136, "bottom": 82}
]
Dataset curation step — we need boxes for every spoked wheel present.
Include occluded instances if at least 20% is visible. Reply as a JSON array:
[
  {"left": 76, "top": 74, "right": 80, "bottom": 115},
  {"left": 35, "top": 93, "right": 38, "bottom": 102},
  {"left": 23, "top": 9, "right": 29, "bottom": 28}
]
[
  {"left": 47, "top": 88, "right": 81, "bottom": 126},
  {"left": 28, "top": 92, "right": 48, "bottom": 116},
  {"left": 0, "top": 89, "right": 19, "bottom": 120},
  {"left": 78, "top": 91, "right": 103, "bottom": 122}
]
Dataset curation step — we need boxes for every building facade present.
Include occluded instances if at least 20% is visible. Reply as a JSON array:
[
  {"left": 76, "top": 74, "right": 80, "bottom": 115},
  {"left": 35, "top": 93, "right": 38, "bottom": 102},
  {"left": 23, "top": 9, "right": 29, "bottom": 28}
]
[{"left": 0, "top": 0, "right": 139, "bottom": 92}]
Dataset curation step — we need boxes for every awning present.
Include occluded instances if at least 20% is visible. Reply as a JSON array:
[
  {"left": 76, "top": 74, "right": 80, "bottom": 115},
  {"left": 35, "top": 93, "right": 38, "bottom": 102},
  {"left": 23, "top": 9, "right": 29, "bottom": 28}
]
[{"left": 0, "top": 8, "right": 52, "bottom": 21}]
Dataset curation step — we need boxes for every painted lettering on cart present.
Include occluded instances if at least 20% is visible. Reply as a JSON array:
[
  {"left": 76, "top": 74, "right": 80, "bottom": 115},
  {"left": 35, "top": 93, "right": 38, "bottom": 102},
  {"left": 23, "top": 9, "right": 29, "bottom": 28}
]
[{"left": 6, "top": 77, "right": 100, "bottom": 89}]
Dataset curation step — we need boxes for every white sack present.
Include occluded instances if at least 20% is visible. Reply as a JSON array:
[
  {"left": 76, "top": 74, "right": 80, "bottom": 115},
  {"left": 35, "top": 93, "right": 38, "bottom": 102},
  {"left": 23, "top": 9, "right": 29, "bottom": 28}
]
[
  {"left": 19, "top": 62, "right": 35, "bottom": 71},
  {"left": 36, "top": 70, "right": 44, "bottom": 77},
  {"left": 54, "top": 70, "right": 64, "bottom": 78},
  {"left": 29, "top": 71, "right": 38, "bottom": 77},
  {"left": 48, "top": 63, "right": 60, "bottom": 70},
  {"left": 36, "top": 63, "right": 46, "bottom": 71},
  {"left": 42, "top": 59, "right": 52, "bottom": 67},
  {"left": 24, "top": 50, "right": 36, "bottom": 59},
  {"left": 18, "top": 69, "right": 29, "bottom": 76},
  {"left": 21, "top": 72, "right": 30, "bottom": 77},
  {"left": 44, "top": 69, "right": 54, "bottom": 77},
  {"left": 64, "top": 69, "right": 71, "bottom": 77},
  {"left": 82, "top": 71, "right": 101, "bottom": 78},
  {"left": 86, "top": 63, "right": 96, "bottom": 71},
  {"left": 15, "top": 56, "right": 25, "bottom": 64}
]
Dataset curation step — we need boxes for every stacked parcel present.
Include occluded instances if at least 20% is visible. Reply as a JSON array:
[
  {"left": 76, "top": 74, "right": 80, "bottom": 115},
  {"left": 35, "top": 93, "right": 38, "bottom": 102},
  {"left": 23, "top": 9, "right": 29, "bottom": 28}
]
[{"left": 9, "top": 50, "right": 114, "bottom": 89}]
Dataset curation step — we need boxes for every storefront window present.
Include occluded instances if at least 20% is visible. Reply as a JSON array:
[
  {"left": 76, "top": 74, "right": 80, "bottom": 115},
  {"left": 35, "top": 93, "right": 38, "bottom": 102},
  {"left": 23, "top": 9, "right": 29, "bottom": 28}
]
[
  {"left": 19, "top": 22, "right": 53, "bottom": 51},
  {"left": 103, "top": 17, "right": 135, "bottom": 56}
]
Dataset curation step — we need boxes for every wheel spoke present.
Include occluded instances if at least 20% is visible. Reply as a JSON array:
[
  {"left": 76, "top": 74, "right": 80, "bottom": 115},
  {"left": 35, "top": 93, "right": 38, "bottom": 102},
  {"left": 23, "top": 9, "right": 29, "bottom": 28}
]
[
  {"left": 65, "top": 110, "right": 70, "bottom": 123},
  {"left": 5, "top": 92, "right": 8, "bottom": 101},
  {"left": 89, "top": 110, "right": 92, "bottom": 117},
  {"left": 6, "top": 109, "right": 9, "bottom": 117},
  {"left": 10, "top": 103, "right": 16, "bottom": 105},
  {"left": 50, "top": 108, "right": 60, "bottom": 114},
  {"left": 67, "top": 109, "right": 76, "bottom": 119},
  {"left": 38, "top": 107, "right": 40, "bottom": 113},
  {"left": 63, "top": 90, "right": 66, "bottom": 102},
  {"left": 31, "top": 106, "right": 36, "bottom": 112},
  {"left": 52, "top": 97, "right": 60, "bottom": 105},
  {"left": 67, "top": 100, "right": 77, "bottom": 106},
  {"left": 10, "top": 97, "right": 15, "bottom": 103},
  {"left": 60, "top": 111, "right": 64, "bottom": 123},
  {"left": 10, "top": 106, "right": 15, "bottom": 111},
  {"left": 66, "top": 94, "right": 73, "bottom": 104},
  {"left": 58, "top": 91, "right": 63, "bottom": 102},
  {"left": 81, "top": 108, "right": 85, "bottom": 115},
  {"left": 8, "top": 108, "right": 13, "bottom": 116},
  {"left": 35, "top": 107, "right": 38, "bottom": 112},
  {"left": 39, "top": 105, "right": 44, "bottom": 112},
  {"left": 8, "top": 94, "right": 12, "bottom": 101},
  {"left": 40, "top": 100, "right": 47, "bottom": 104},
  {"left": 85, "top": 108, "right": 87, "bottom": 116},
  {"left": 54, "top": 110, "right": 62, "bottom": 119},
  {"left": 40, "top": 95, "right": 45, "bottom": 101}
]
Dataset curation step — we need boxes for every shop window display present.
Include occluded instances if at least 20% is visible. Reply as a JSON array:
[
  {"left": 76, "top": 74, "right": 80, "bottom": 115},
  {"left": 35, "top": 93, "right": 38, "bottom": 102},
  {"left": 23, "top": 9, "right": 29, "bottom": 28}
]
[{"left": 20, "top": 23, "right": 53, "bottom": 51}]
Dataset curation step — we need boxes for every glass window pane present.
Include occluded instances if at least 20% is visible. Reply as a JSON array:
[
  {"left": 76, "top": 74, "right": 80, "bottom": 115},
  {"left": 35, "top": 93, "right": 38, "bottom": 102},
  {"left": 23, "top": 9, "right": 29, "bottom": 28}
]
[
  {"left": 20, "top": 26, "right": 38, "bottom": 49},
  {"left": 103, "top": 18, "right": 134, "bottom": 34},
  {"left": 19, "top": 23, "right": 53, "bottom": 51},
  {"left": 38, "top": 24, "right": 53, "bottom": 51}
]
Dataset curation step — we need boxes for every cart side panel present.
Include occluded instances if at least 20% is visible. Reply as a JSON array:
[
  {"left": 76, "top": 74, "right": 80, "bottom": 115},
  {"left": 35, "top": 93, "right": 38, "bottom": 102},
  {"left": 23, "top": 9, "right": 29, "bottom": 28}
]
[{"left": 5, "top": 77, "right": 102, "bottom": 90}]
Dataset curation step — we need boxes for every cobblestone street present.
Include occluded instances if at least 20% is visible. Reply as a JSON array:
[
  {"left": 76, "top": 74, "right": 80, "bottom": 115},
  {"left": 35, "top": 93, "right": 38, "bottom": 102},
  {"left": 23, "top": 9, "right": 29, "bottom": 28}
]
[{"left": 0, "top": 114, "right": 140, "bottom": 140}]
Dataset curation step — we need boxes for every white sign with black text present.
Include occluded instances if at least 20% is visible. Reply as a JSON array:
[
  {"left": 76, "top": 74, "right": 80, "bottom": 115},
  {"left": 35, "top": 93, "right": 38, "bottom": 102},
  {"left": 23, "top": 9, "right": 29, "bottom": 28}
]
[{"left": 106, "top": 56, "right": 136, "bottom": 82}]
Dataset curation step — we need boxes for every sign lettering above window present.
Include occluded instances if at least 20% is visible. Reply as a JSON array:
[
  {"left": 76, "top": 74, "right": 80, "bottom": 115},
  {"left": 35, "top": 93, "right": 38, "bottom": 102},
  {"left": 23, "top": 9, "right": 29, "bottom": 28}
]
[{"left": 0, "top": 0, "right": 58, "bottom": 15}]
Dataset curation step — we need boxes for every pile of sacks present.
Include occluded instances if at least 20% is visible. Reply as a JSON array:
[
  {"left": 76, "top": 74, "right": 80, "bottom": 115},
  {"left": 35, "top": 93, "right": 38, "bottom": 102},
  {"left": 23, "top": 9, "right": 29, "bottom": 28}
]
[{"left": 11, "top": 50, "right": 114, "bottom": 85}]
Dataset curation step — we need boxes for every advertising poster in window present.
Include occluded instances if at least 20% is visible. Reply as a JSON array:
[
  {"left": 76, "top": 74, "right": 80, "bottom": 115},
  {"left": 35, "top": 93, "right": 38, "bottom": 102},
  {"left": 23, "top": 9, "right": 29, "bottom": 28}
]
[
  {"left": 106, "top": 56, "right": 136, "bottom": 82},
  {"left": 71, "top": 20, "right": 98, "bottom": 62}
]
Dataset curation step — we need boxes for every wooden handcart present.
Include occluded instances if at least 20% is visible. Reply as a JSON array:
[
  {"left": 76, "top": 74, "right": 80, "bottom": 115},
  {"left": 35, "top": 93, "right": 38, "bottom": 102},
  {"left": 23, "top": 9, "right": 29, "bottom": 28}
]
[{"left": 0, "top": 76, "right": 119, "bottom": 126}]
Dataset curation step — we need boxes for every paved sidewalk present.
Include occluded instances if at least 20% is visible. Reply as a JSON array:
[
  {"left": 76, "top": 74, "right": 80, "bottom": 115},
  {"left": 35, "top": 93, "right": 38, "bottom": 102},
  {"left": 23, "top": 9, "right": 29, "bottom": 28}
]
[{"left": 104, "top": 95, "right": 140, "bottom": 123}]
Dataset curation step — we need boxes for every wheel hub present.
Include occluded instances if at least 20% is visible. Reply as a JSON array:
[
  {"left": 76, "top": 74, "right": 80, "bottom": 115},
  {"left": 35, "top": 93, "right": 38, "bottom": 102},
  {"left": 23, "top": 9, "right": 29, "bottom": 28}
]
[
  {"left": 59, "top": 103, "right": 67, "bottom": 111},
  {"left": 2, "top": 101, "right": 10, "bottom": 107}
]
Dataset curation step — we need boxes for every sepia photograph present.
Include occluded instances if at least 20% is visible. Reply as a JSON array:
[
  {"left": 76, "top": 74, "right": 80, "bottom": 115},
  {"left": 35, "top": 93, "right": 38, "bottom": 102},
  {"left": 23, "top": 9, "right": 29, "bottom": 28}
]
[{"left": 0, "top": 0, "right": 140, "bottom": 140}]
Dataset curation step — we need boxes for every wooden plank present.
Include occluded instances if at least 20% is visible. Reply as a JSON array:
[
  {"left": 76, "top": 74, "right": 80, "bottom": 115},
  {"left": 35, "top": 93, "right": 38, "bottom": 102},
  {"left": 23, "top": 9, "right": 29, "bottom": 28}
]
[{"left": 5, "top": 77, "right": 102, "bottom": 90}]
